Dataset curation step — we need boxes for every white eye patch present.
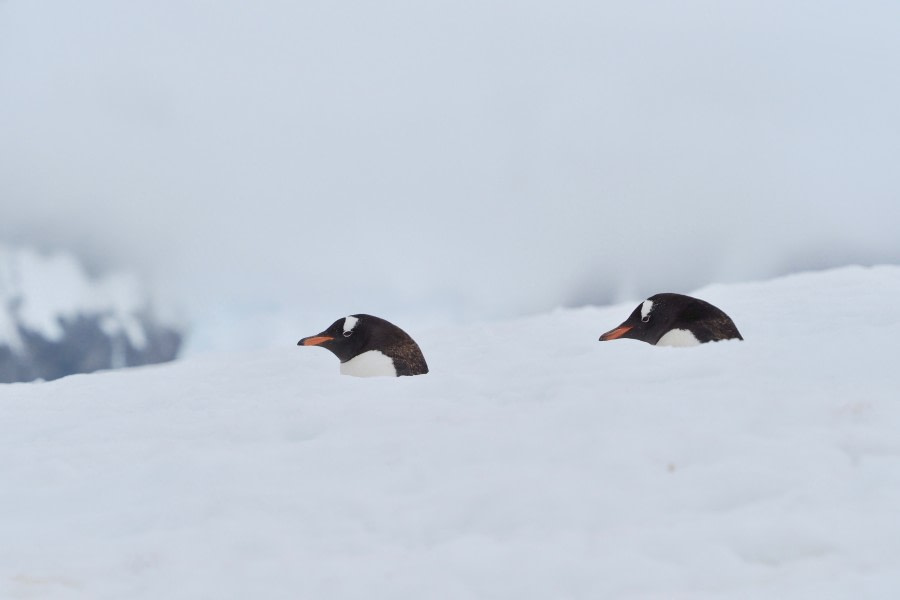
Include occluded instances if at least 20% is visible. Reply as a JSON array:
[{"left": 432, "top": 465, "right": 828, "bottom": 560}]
[
  {"left": 343, "top": 316, "right": 359, "bottom": 334},
  {"left": 640, "top": 300, "right": 654, "bottom": 321}
]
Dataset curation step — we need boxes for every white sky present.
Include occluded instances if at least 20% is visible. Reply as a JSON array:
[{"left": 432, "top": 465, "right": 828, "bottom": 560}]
[{"left": 2, "top": 0, "right": 899, "bottom": 332}]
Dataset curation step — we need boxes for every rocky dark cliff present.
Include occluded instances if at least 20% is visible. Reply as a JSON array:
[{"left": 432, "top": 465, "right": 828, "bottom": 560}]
[
  {"left": 1, "top": 245, "right": 183, "bottom": 383},
  {"left": 0, "top": 313, "right": 182, "bottom": 383}
]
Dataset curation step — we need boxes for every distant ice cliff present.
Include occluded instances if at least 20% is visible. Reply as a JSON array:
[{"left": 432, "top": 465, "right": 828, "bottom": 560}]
[{"left": 0, "top": 244, "right": 182, "bottom": 382}]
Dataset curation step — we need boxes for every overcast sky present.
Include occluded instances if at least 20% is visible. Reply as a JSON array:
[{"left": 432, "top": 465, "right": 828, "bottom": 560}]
[{"left": 2, "top": 1, "right": 899, "bottom": 346}]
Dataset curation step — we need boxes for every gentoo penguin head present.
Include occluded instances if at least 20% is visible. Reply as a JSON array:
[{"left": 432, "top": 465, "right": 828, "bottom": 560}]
[
  {"left": 598, "top": 293, "right": 743, "bottom": 347},
  {"left": 298, "top": 314, "right": 429, "bottom": 377}
]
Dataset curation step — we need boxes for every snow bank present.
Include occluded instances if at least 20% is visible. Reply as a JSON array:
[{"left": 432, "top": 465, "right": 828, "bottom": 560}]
[{"left": 1, "top": 265, "right": 899, "bottom": 599}]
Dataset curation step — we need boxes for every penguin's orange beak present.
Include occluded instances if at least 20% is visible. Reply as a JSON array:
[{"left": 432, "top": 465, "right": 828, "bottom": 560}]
[
  {"left": 599, "top": 325, "right": 632, "bottom": 341},
  {"left": 298, "top": 336, "right": 333, "bottom": 346}
]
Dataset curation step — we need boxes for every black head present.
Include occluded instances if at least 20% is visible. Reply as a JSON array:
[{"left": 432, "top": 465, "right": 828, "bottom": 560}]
[
  {"left": 297, "top": 314, "right": 373, "bottom": 363},
  {"left": 298, "top": 314, "right": 429, "bottom": 375},
  {"left": 598, "top": 293, "right": 743, "bottom": 346}
]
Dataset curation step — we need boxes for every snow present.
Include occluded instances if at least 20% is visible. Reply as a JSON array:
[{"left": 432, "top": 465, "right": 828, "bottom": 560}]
[
  {"left": 2, "top": 265, "right": 900, "bottom": 599},
  {"left": 0, "top": 245, "right": 152, "bottom": 351}
]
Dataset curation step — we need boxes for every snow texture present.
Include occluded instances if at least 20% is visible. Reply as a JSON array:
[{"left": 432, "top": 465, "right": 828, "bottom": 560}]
[{"left": 2, "top": 265, "right": 900, "bottom": 599}]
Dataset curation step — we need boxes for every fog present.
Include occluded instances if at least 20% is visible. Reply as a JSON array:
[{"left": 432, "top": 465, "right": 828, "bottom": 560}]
[{"left": 2, "top": 1, "right": 899, "bottom": 349}]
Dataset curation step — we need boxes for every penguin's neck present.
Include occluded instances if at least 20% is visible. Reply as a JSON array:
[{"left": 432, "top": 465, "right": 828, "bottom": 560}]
[{"left": 340, "top": 350, "right": 398, "bottom": 377}]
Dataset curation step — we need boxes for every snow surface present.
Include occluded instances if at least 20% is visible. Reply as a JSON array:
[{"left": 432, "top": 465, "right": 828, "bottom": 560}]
[{"left": 2, "top": 265, "right": 900, "bottom": 599}]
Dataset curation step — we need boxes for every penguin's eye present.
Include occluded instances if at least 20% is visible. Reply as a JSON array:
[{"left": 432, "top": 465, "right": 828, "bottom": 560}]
[
  {"left": 343, "top": 330, "right": 353, "bottom": 337},
  {"left": 641, "top": 315, "right": 651, "bottom": 323}
]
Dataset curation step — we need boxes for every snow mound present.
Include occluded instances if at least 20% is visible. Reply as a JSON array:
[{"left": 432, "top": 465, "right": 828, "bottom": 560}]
[{"left": 1, "top": 265, "right": 899, "bottom": 599}]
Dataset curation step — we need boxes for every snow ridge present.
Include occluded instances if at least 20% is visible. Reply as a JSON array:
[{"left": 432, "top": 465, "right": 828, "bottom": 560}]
[{"left": 1, "top": 265, "right": 900, "bottom": 599}]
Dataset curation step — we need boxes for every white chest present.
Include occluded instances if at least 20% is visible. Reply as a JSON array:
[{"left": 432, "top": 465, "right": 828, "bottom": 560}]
[
  {"left": 656, "top": 328, "right": 701, "bottom": 347},
  {"left": 339, "top": 350, "right": 398, "bottom": 377}
]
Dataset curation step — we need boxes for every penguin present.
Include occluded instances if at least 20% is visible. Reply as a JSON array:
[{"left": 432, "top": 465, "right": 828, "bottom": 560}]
[
  {"left": 599, "top": 293, "right": 743, "bottom": 347},
  {"left": 298, "top": 314, "right": 429, "bottom": 377}
]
